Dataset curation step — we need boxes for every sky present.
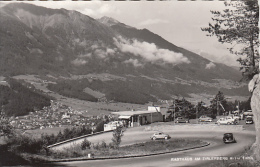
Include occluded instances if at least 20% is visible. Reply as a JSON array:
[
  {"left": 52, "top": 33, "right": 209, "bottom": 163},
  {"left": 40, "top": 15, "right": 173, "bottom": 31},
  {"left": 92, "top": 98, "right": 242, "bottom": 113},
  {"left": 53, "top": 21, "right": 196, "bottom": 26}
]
[{"left": 2, "top": 1, "right": 240, "bottom": 67}]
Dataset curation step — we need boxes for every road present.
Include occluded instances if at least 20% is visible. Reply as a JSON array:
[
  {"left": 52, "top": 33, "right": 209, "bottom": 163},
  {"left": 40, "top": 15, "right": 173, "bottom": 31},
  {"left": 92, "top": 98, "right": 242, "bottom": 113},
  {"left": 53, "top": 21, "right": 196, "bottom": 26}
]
[{"left": 52, "top": 122, "right": 256, "bottom": 167}]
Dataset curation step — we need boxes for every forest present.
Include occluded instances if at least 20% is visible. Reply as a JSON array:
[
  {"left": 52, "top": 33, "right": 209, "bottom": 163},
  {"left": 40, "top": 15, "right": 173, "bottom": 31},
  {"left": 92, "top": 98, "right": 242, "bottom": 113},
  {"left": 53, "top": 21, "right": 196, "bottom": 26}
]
[{"left": 0, "top": 78, "right": 52, "bottom": 116}]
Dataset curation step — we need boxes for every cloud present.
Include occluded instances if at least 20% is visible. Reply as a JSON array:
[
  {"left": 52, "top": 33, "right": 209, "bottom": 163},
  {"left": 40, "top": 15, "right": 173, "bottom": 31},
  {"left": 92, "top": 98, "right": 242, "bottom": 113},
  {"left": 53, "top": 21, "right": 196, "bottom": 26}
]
[
  {"left": 196, "top": 49, "right": 240, "bottom": 67},
  {"left": 114, "top": 37, "right": 190, "bottom": 65},
  {"left": 91, "top": 44, "right": 99, "bottom": 49},
  {"left": 71, "top": 58, "right": 87, "bottom": 66},
  {"left": 94, "top": 49, "right": 106, "bottom": 58},
  {"left": 124, "top": 59, "right": 143, "bottom": 67},
  {"left": 78, "top": 53, "right": 92, "bottom": 58},
  {"left": 72, "top": 38, "right": 87, "bottom": 47},
  {"left": 93, "top": 47, "right": 117, "bottom": 58},
  {"left": 81, "top": 3, "right": 121, "bottom": 18},
  {"left": 139, "top": 19, "right": 169, "bottom": 26},
  {"left": 106, "top": 48, "right": 116, "bottom": 55},
  {"left": 205, "top": 62, "right": 216, "bottom": 69}
]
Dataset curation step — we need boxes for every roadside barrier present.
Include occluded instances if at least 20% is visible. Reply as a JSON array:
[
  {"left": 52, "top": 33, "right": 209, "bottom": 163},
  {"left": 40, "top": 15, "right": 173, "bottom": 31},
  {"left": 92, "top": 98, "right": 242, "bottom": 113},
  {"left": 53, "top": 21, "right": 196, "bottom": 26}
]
[
  {"left": 144, "top": 124, "right": 244, "bottom": 132},
  {"left": 47, "top": 130, "right": 113, "bottom": 149}
]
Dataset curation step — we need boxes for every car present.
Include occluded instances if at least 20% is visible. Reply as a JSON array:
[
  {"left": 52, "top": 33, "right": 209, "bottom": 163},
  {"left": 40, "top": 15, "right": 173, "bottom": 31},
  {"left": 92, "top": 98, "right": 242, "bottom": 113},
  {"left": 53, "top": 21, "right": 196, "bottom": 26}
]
[
  {"left": 226, "top": 116, "right": 239, "bottom": 124},
  {"left": 233, "top": 115, "right": 241, "bottom": 121},
  {"left": 223, "top": 133, "right": 236, "bottom": 144},
  {"left": 243, "top": 110, "right": 253, "bottom": 119},
  {"left": 175, "top": 117, "right": 189, "bottom": 123},
  {"left": 230, "top": 113, "right": 241, "bottom": 120},
  {"left": 245, "top": 116, "right": 254, "bottom": 124},
  {"left": 233, "top": 111, "right": 241, "bottom": 120},
  {"left": 198, "top": 115, "right": 213, "bottom": 122},
  {"left": 216, "top": 118, "right": 234, "bottom": 125},
  {"left": 150, "top": 132, "right": 171, "bottom": 140}
]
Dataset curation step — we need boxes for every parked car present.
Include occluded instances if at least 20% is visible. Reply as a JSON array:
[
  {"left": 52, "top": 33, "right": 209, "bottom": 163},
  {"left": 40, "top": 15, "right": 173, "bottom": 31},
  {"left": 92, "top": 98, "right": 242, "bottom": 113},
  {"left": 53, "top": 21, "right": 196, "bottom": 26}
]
[
  {"left": 233, "top": 111, "right": 241, "bottom": 120},
  {"left": 230, "top": 114, "right": 241, "bottom": 121},
  {"left": 226, "top": 116, "right": 239, "bottom": 125},
  {"left": 245, "top": 116, "right": 254, "bottom": 124},
  {"left": 242, "top": 110, "right": 253, "bottom": 120},
  {"left": 175, "top": 117, "right": 189, "bottom": 123},
  {"left": 216, "top": 118, "right": 234, "bottom": 125},
  {"left": 223, "top": 133, "right": 236, "bottom": 144},
  {"left": 198, "top": 115, "right": 213, "bottom": 122},
  {"left": 150, "top": 132, "right": 171, "bottom": 140}
]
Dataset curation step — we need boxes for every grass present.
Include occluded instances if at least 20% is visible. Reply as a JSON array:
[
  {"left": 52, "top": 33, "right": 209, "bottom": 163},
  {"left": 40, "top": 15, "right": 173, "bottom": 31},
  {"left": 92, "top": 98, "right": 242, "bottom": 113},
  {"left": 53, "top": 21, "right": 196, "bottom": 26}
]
[{"left": 49, "top": 138, "right": 207, "bottom": 160}]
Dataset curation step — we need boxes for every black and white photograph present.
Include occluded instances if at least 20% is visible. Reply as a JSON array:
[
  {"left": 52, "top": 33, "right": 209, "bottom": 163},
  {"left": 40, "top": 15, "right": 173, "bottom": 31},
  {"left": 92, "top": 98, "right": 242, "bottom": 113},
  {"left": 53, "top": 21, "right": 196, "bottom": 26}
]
[{"left": 0, "top": 1, "right": 259, "bottom": 167}]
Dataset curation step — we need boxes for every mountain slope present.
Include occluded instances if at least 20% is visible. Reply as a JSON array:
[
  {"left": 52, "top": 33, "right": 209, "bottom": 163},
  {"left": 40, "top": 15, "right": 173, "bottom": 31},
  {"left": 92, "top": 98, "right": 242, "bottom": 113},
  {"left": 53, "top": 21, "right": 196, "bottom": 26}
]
[{"left": 0, "top": 3, "right": 249, "bottom": 105}]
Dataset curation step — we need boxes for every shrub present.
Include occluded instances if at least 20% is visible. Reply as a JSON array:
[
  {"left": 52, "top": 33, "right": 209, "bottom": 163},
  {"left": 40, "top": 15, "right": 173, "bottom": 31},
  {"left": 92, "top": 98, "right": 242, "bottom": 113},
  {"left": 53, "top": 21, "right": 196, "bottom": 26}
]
[
  {"left": 81, "top": 138, "right": 91, "bottom": 150},
  {"left": 111, "top": 126, "right": 125, "bottom": 149},
  {"left": 100, "top": 141, "right": 107, "bottom": 149},
  {"left": 93, "top": 142, "right": 100, "bottom": 150}
]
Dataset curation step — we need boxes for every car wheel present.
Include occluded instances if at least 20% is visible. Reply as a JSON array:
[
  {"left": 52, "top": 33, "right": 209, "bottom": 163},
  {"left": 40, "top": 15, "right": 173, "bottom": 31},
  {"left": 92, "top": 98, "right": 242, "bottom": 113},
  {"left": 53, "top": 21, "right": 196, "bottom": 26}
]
[
  {"left": 227, "top": 122, "right": 231, "bottom": 125},
  {"left": 152, "top": 136, "right": 156, "bottom": 140}
]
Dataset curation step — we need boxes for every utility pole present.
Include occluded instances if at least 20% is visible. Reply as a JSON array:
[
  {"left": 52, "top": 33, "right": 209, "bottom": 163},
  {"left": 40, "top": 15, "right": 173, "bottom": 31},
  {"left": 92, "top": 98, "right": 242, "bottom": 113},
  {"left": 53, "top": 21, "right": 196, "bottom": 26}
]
[
  {"left": 173, "top": 99, "right": 176, "bottom": 124},
  {"left": 238, "top": 101, "right": 240, "bottom": 112},
  {"left": 196, "top": 102, "right": 198, "bottom": 124},
  {"left": 216, "top": 96, "right": 219, "bottom": 116}
]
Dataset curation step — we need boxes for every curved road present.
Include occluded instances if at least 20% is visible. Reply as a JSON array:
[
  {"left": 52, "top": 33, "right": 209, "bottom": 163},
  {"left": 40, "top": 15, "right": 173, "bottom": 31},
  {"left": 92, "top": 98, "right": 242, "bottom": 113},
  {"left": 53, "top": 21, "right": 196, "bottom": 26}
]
[{"left": 54, "top": 124, "right": 255, "bottom": 167}]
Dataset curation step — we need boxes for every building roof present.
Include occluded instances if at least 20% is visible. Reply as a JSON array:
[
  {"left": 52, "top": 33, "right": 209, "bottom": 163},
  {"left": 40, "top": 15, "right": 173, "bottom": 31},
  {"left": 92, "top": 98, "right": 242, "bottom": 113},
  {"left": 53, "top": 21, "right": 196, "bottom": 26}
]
[{"left": 111, "top": 110, "right": 159, "bottom": 116}]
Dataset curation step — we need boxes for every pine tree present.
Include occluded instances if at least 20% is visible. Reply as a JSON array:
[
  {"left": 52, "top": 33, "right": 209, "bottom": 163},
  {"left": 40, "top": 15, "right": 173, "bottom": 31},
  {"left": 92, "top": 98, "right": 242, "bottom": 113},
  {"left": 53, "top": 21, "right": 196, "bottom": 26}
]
[{"left": 201, "top": 0, "right": 259, "bottom": 80}]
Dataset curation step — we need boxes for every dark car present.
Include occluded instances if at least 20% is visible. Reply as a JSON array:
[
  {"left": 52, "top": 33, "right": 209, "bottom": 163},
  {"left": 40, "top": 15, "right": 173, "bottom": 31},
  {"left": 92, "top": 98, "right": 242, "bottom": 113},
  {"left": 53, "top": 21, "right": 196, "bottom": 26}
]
[
  {"left": 245, "top": 116, "right": 254, "bottom": 124},
  {"left": 223, "top": 133, "right": 236, "bottom": 144},
  {"left": 175, "top": 117, "right": 189, "bottom": 123}
]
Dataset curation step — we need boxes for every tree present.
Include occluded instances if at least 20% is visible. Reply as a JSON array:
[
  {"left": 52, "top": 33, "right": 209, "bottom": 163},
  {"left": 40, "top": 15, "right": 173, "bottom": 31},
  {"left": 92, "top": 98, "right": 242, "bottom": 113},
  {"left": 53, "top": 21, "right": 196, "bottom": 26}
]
[
  {"left": 81, "top": 138, "right": 91, "bottom": 150},
  {"left": 197, "top": 101, "right": 210, "bottom": 118},
  {"left": 210, "top": 91, "right": 228, "bottom": 116},
  {"left": 0, "top": 113, "right": 13, "bottom": 138},
  {"left": 111, "top": 126, "right": 124, "bottom": 149},
  {"left": 95, "top": 120, "right": 104, "bottom": 133},
  {"left": 239, "top": 98, "right": 251, "bottom": 111},
  {"left": 201, "top": 0, "right": 259, "bottom": 80}
]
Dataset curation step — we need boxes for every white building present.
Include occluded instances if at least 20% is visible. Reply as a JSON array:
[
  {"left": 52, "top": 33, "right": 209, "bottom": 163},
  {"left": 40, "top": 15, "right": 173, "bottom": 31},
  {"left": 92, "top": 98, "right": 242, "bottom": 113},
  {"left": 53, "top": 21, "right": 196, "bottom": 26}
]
[
  {"left": 111, "top": 106, "right": 164, "bottom": 127},
  {"left": 104, "top": 121, "right": 123, "bottom": 131}
]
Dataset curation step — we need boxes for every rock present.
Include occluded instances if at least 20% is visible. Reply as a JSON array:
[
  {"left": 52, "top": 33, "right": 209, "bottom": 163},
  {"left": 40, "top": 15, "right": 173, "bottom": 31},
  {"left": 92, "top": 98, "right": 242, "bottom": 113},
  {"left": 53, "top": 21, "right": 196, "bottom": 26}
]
[
  {"left": 248, "top": 74, "right": 260, "bottom": 93},
  {"left": 249, "top": 74, "right": 260, "bottom": 161}
]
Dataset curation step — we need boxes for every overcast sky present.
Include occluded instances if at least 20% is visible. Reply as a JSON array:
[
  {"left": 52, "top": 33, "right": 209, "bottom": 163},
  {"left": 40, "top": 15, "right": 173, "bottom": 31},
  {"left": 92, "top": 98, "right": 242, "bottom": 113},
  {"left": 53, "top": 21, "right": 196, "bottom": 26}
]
[{"left": 2, "top": 1, "right": 240, "bottom": 67}]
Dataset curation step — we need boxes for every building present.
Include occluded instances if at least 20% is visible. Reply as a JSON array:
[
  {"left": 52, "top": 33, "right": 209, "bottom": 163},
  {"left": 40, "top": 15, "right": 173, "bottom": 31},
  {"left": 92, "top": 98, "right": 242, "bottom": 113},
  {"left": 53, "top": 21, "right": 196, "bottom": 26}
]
[
  {"left": 110, "top": 106, "right": 164, "bottom": 127},
  {"left": 104, "top": 121, "right": 123, "bottom": 131}
]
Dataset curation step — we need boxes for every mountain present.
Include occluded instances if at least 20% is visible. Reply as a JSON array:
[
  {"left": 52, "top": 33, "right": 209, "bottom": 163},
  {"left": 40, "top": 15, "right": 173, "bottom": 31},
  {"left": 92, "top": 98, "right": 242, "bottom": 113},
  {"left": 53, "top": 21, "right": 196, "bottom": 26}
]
[{"left": 0, "top": 3, "right": 250, "bottom": 106}]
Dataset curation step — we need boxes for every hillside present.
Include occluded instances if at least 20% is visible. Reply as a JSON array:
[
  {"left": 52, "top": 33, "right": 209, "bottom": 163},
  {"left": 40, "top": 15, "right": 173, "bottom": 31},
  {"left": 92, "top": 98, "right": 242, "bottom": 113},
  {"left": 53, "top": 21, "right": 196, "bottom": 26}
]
[
  {"left": 0, "top": 78, "right": 52, "bottom": 116},
  {"left": 0, "top": 3, "right": 250, "bottom": 109}
]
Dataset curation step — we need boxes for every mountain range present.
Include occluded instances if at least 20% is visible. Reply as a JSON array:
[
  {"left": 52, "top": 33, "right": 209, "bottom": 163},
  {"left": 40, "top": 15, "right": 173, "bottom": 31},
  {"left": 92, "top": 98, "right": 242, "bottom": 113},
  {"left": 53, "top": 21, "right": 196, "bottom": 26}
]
[{"left": 0, "top": 3, "right": 250, "bottom": 105}]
